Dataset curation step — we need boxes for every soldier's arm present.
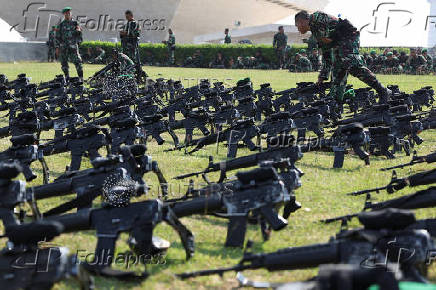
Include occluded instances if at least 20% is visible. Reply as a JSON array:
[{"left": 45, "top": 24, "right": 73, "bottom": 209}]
[
  {"left": 273, "top": 35, "right": 277, "bottom": 48},
  {"left": 55, "top": 25, "right": 62, "bottom": 47}
]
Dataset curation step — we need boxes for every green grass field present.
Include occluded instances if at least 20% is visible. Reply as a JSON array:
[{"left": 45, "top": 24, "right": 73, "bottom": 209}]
[{"left": 0, "top": 62, "right": 435, "bottom": 289}]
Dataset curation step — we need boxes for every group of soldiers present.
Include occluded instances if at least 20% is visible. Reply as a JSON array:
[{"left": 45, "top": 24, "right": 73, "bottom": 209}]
[
  {"left": 363, "top": 48, "right": 435, "bottom": 75},
  {"left": 46, "top": 7, "right": 176, "bottom": 80}
]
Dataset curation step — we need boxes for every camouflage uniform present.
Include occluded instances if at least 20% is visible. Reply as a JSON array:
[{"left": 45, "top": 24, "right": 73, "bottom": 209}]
[
  {"left": 273, "top": 32, "right": 287, "bottom": 68},
  {"left": 56, "top": 19, "right": 83, "bottom": 79},
  {"left": 309, "top": 11, "right": 387, "bottom": 101},
  {"left": 406, "top": 54, "right": 427, "bottom": 74},
  {"left": 117, "top": 52, "right": 136, "bottom": 75},
  {"left": 289, "top": 54, "right": 312, "bottom": 72},
  {"left": 309, "top": 51, "right": 322, "bottom": 71},
  {"left": 224, "top": 34, "right": 231, "bottom": 44},
  {"left": 167, "top": 34, "right": 176, "bottom": 65},
  {"left": 92, "top": 49, "right": 106, "bottom": 64},
  {"left": 253, "top": 52, "right": 270, "bottom": 69},
  {"left": 382, "top": 53, "right": 402, "bottom": 74},
  {"left": 47, "top": 27, "right": 56, "bottom": 62},
  {"left": 306, "top": 34, "right": 318, "bottom": 52},
  {"left": 422, "top": 50, "right": 433, "bottom": 72},
  {"left": 398, "top": 52, "right": 409, "bottom": 68},
  {"left": 297, "top": 55, "right": 313, "bottom": 72},
  {"left": 121, "top": 19, "right": 140, "bottom": 65},
  {"left": 184, "top": 52, "right": 203, "bottom": 68}
]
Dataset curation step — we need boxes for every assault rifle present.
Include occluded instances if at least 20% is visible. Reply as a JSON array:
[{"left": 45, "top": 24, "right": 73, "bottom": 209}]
[
  {"left": 189, "top": 118, "right": 259, "bottom": 158},
  {"left": 344, "top": 168, "right": 436, "bottom": 196},
  {"left": 175, "top": 144, "right": 302, "bottom": 182},
  {"left": 322, "top": 186, "right": 436, "bottom": 224},
  {"left": 45, "top": 196, "right": 194, "bottom": 278},
  {"left": 1, "top": 220, "right": 93, "bottom": 289},
  {"left": 381, "top": 150, "right": 436, "bottom": 171},
  {"left": 179, "top": 209, "right": 434, "bottom": 281},
  {"left": 170, "top": 162, "right": 300, "bottom": 247},
  {"left": 0, "top": 134, "right": 48, "bottom": 182}
]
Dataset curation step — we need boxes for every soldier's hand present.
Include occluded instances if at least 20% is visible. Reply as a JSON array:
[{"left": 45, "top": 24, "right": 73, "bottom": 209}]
[
  {"left": 120, "top": 31, "right": 127, "bottom": 36},
  {"left": 55, "top": 48, "right": 59, "bottom": 57},
  {"left": 76, "top": 26, "right": 81, "bottom": 31}
]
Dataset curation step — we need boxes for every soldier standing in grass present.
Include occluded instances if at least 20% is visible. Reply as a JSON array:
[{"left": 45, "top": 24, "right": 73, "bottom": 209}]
[
  {"left": 120, "top": 10, "right": 141, "bottom": 66},
  {"left": 163, "top": 29, "right": 176, "bottom": 65},
  {"left": 56, "top": 7, "right": 83, "bottom": 81},
  {"left": 224, "top": 28, "right": 231, "bottom": 44},
  {"left": 273, "top": 26, "right": 287, "bottom": 69},
  {"left": 47, "top": 26, "right": 57, "bottom": 62},
  {"left": 294, "top": 10, "right": 391, "bottom": 103}
]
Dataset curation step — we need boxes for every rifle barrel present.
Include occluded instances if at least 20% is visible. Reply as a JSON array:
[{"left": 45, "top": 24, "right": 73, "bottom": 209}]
[{"left": 347, "top": 186, "right": 387, "bottom": 196}]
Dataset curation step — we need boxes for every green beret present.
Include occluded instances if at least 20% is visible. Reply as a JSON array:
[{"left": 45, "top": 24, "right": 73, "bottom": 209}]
[
  {"left": 299, "top": 49, "right": 306, "bottom": 54},
  {"left": 62, "top": 7, "right": 72, "bottom": 13},
  {"left": 370, "top": 50, "right": 376, "bottom": 54},
  {"left": 422, "top": 48, "right": 427, "bottom": 52},
  {"left": 386, "top": 52, "right": 393, "bottom": 56}
]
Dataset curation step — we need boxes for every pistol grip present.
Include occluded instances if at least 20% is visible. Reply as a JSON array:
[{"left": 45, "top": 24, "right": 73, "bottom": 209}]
[
  {"left": 333, "top": 146, "right": 345, "bottom": 168},
  {"left": 260, "top": 205, "right": 288, "bottom": 231},
  {"left": 225, "top": 215, "right": 247, "bottom": 247},
  {"left": 94, "top": 235, "right": 118, "bottom": 267}
]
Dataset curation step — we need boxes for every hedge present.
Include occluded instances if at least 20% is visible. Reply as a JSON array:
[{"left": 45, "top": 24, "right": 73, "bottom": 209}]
[{"left": 80, "top": 41, "right": 415, "bottom": 67}]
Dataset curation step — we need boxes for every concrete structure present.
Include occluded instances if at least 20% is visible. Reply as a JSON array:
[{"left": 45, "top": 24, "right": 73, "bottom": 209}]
[
  {"left": 0, "top": 0, "right": 314, "bottom": 44},
  {"left": 0, "top": 42, "right": 47, "bottom": 62},
  {"left": 0, "top": 0, "right": 180, "bottom": 43}
]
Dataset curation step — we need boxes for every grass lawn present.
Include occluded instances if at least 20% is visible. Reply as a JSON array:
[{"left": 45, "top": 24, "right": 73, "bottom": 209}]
[{"left": 0, "top": 62, "right": 435, "bottom": 289}]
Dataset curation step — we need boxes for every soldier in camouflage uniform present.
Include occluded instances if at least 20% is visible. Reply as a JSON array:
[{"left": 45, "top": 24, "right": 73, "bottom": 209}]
[
  {"left": 224, "top": 28, "right": 231, "bottom": 44},
  {"left": 398, "top": 51, "right": 409, "bottom": 68},
  {"left": 405, "top": 48, "right": 427, "bottom": 74},
  {"left": 163, "top": 29, "right": 176, "bottom": 65},
  {"left": 309, "top": 48, "right": 322, "bottom": 71},
  {"left": 89, "top": 46, "right": 106, "bottom": 64},
  {"left": 120, "top": 10, "right": 140, "bottom": 65},
  {"left": 56, "top": 7, "right": 83, "bottom": 80},
  {"left": 113, "top": 50, "right": 136, "bottom": 76},
  {"left": 253, "top": 50, "right": 270, "bottom": 69},
  {"left": 382, "top": 51, "right": 402, "bottom": 74},
  {"left": 296, "top": 53, "right": 312, "bottom": 72},
  {"left": 46, "top": 26, "right": 57, "bottom": 62},
  {"left": 273, "top": 26, "right": 288, "bottom": 69},
  {"left": 295, "top": 10, "right": 390, "bottom": 102},
  {"left": 422, "top": 48, "right": 433, "bottom": 72},
  {"left": 184, "top": 50, "right": 204, "bottom": 68}
]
